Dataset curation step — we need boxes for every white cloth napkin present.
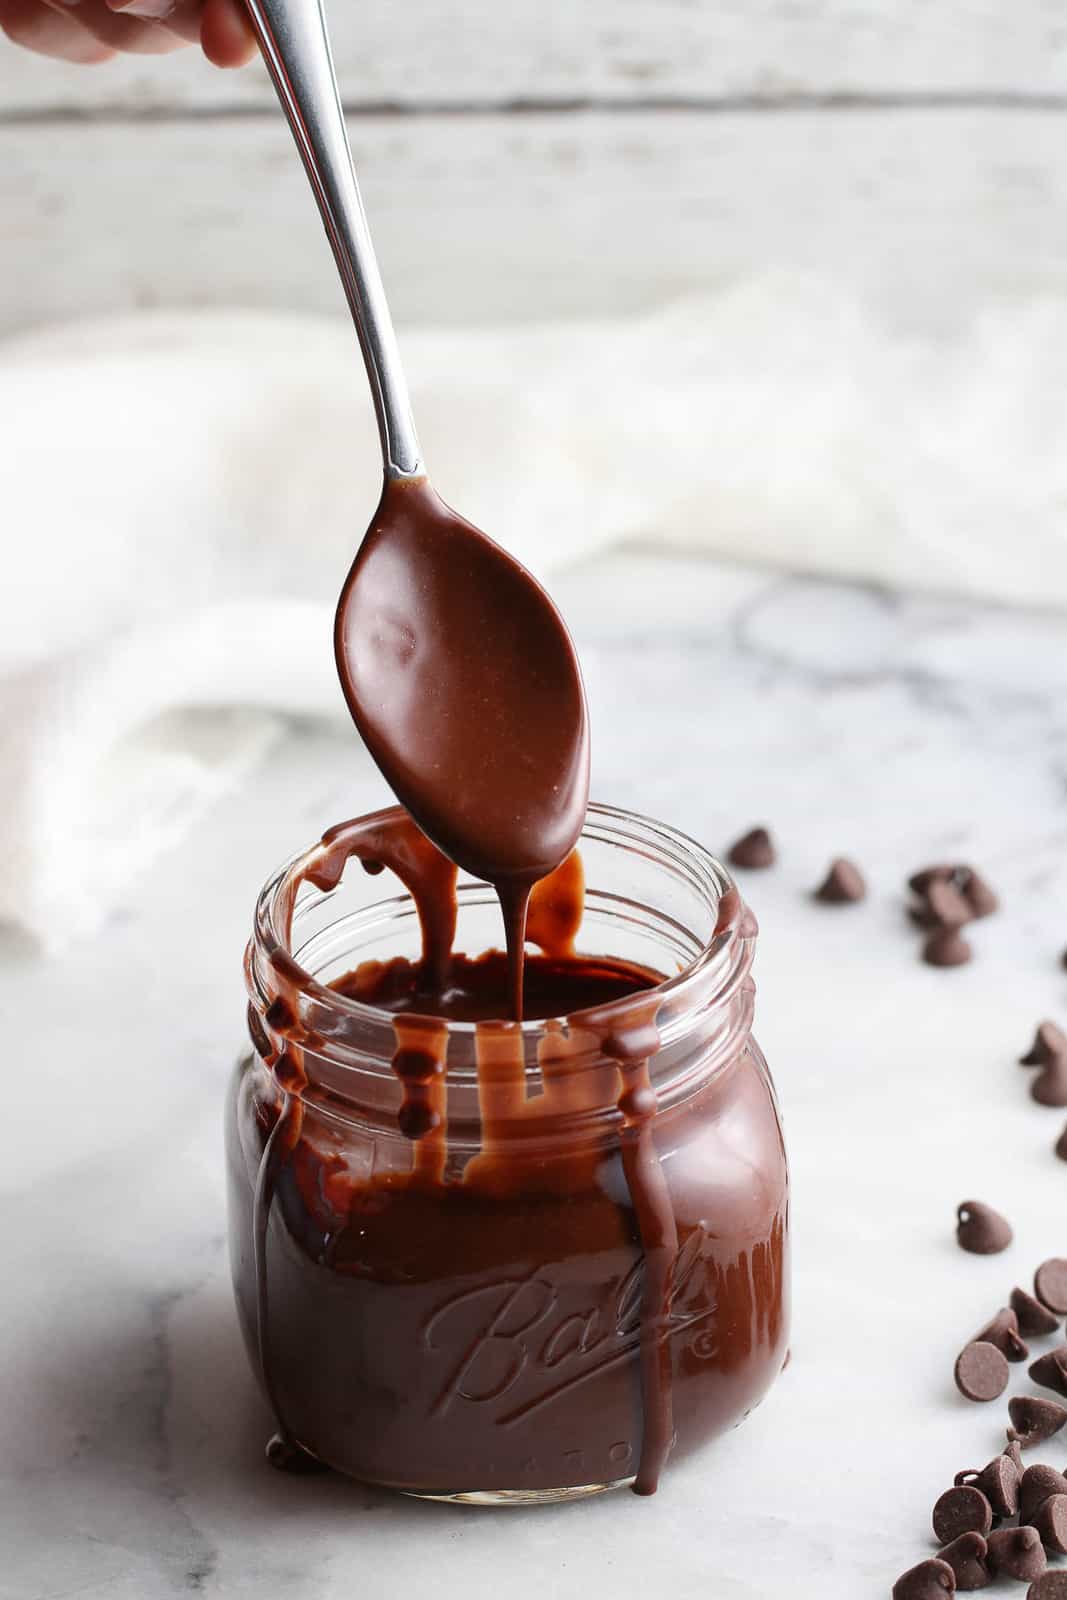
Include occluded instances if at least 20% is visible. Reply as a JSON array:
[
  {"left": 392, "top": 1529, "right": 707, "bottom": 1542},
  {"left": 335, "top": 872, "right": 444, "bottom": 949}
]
[{"left": 4, "top": 273, "right": 1067, "bottom": 945}]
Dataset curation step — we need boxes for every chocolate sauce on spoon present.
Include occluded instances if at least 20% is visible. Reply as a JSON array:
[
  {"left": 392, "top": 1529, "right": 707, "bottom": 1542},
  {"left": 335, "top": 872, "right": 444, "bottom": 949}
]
[{"left": 334, "top": 476, "right": 589, "bottom": 1018}]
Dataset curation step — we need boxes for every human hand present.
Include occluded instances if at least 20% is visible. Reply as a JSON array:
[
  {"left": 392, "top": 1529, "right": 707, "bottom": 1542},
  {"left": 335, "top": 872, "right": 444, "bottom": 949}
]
[{"left": 0, "top": 0, "right": 256, "bottom": 67}]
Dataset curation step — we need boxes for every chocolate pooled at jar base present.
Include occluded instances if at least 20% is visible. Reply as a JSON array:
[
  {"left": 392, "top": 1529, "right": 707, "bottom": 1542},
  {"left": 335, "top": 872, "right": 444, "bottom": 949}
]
[{"left": 228, "top": 806, "right": 790, "bottom": 1503}]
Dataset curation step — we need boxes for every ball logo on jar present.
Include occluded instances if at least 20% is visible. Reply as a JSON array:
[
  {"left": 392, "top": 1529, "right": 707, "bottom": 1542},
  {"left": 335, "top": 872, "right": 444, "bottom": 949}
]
[{"left": 422, "top": 1225, "right": 717, "bottom": 1422}]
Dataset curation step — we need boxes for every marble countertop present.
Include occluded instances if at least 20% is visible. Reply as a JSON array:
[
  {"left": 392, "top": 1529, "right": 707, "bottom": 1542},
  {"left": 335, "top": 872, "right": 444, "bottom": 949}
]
[{"left": 5, "top": 552, "right": 1067, "bottom": 1600}]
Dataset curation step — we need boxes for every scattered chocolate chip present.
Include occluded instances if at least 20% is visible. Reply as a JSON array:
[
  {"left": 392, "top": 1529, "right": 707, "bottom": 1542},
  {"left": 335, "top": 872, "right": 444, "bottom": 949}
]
[
  {"left": 1021, "top": 1023, "right": 1067, "bottom": 1067},
  {"left": 925, "top": 879, "right": 976, "bottom": 929},
  {"left": 961, "top": 871, "right": 999, "bottom": 919},
  {"left": 1005, "top": 1439, "right": 1025, "bottom": 1473},
  {"left": 933, "top": 1486, "right": 994, "bottom": 1544},
  {"left": 727, "top": 826, "right": 775, "bottom": 870},
  {"left": 956, "top": 1201, "right": 1013, "bottom": 1255},
  {"left": 1012, "top": 1288, "right": 1061, "bottom": 1338},
  {"left": 1027, "top": 1573, "right": 1067, "bottom": 1600},
  {"left": 955, "top": 1342, "right": 1010, "bottom": 1402},
  {"left": 1057, "top": 1124, "right": 1067, "bottom": 1163},
  {"left": 957, "top": 1455, "right": 1019, "bottom": 1518},
  {"left": 1019, "top": 1466, "right": 1067, "bottom": 1524},
  {"left": 1036, "top": 1260, "right": 1067, "bottom": 1315},
  {"left": 910, "top": 886, "right": 972, "bottom": 932},
  {"left": 925, "top": 929, "right": 973, "bottom": 967},
  {"left": 909, "top": 864, "right": 957, "bottom": 896},
  {"left": 893, "top": 1558, "right": 957, "bottom": 1600},
  {"left": 977, "top": 1454, "right": 1020, "bottom": 1518},
  {"left": 908, "top": 864, "right": 997, "bottom": 931},
  {"left": 1032, "top": 1059, "right": 1067, "bottom": 1108},
  {"left": 1032, "top": 1493, "right": 1067, "bottom": 1555},
  {"left": 937, "top": 1532, "right": 990, "bottom": 1591},
  {"left": 987, "top": 1525, "right": 1047, "bottom": 1583},
  {"left": 1029, "top": 1348, "right": 1067, "bottom": 1399},
  {"left": 1008, "top": 1395, "right": 1067, "bottom": 1449},
  {"left": 974, "top": 1307, "right": 1029, "bottom": 1362},
  {"left": 813, "top": 857, "right": 866, "bottom": 904}
]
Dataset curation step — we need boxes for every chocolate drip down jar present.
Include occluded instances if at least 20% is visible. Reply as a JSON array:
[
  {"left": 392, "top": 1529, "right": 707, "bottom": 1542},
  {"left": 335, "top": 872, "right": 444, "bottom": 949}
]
[{"left": 227, "top": 804, "right": 790, "bottom": 1503}]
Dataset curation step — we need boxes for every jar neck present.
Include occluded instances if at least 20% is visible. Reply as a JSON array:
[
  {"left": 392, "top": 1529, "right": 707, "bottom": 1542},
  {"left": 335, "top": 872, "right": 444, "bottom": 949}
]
[{"left": 245, "top": 805, "right": 757, "bottom": 1137}]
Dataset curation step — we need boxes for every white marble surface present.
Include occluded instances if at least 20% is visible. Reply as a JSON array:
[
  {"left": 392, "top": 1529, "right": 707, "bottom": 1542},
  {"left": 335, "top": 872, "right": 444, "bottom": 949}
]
[{"left": 3, "top": 553, "right": 1067, "bottom": 1599}]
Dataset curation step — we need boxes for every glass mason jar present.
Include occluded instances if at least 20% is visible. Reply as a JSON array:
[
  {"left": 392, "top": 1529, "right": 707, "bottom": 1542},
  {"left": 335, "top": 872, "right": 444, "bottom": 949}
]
[{"left": 227, "top": 803, "right": 789, "bottom": 1505}]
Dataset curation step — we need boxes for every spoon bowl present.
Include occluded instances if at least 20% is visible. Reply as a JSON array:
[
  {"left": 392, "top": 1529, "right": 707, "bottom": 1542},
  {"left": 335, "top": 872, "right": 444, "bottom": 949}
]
[{"left": 335, "top": 477, "right": 589, "bottom": 887}]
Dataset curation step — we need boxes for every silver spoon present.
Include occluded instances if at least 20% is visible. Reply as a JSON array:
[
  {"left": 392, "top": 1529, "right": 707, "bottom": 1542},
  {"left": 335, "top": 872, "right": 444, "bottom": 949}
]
[
  {"left": 243, "top": 0, "right": 420, "bottom": 479},
  {"left": 243, "top": 0, "right": 590, "bottom": 1012}
]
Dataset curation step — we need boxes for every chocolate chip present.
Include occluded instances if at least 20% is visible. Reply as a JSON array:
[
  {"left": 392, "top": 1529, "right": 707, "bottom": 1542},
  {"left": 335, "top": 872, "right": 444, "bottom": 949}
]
[
  {"left": 978, "top": 1454, "right": 1020, "bottom": 1517},
  {"left": 961, "top": 871, "right": 999, "bottom": 919},
  {"left": 813, "top": 857, "right": 866, "bottom": 904},
  {"left": 1008, "top": 1395, "right": 1067, "bottom": 1449},
  {"left": 1019, "top": 1465, "right": 1067, "bottom": 1524},
  {"left": 925, "top": 929, "right": 973, "bottom": 967},
  {"left": 1032, "top": 1493, "right": 1067, "bottom": 1555},
  {"left": 910, "top": 879, "right": 976, "bottom": 930},
  {"left": 1013, "top": 1288, "right": 1062, "bottom": 1338},
  {"left": 894, "top": 1559, "right": 957, "bottom": 1600},
  {"left": 1057, "top": 1123, "right": 1067, "bottom": 1163},
  {"left": 727, "top": 826, "right": 776, "bottom": 870},
  {"left": 937, "top": 1532, "right": 990, "bottom": 1591},
  {"left": 957, "top": 1455, "right": 1020, "bottom": 1518},
  {"left": 1021, "top": 1022, "right": 1067, "bottom": 1067},
  {"left": 956, "top": 1201, "right": 1013, "bottom": 1255},
  {"left": 987, "top": 1525, "right": 1047, "bottom": 1583},
  {"left": 1005, "top": 1439, "right": 1025, "bottom": 1473},
  {"left": 909, "top": 864, "right": 957, "bottom": 895},
  {"left": 973, "top": 1307, "right": 1029, "bottom": 1362},
  {"left": 1029, "top": 1348, "right": 1067, "bottom": 1399},
  {"left": 955, "top": 1342, "right": 1010, "bottom": 1402},
  {"left": 907, "top": 863, "right": 997, "bottom": 919},
  {"left": 1036, "top": 1260, "right": 1067, "bottom": 1315},
  {"left": 925, "top": 879, "right": 976, "bottom": 929},
  {"left": 1027, "top": 1574, "right": 1067, "bottom": 1600},
  {"left": 1032, "top": 1058, "right": 1067, "bottom": 1107},
  {"left": 933, "top": 1486, "right": 994, "bottom": 1544}
]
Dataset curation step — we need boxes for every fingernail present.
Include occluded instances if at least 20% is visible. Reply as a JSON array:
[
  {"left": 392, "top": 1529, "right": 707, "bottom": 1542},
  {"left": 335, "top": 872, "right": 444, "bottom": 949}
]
[{"left": 108, "top": 0, "right": 177, "bottom": 17}]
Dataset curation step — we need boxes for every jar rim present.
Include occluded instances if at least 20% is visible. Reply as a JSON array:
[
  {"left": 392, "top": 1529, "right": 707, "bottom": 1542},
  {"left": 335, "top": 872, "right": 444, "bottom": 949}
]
[{"left": 249, "top": 803, "right": 752, "bottom": 1057}]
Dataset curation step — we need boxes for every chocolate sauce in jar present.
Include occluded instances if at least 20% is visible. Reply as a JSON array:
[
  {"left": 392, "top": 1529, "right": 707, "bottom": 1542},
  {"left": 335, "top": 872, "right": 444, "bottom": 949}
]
[{"left": 234, "top": 811, "right": 789, "bottom": 1499}]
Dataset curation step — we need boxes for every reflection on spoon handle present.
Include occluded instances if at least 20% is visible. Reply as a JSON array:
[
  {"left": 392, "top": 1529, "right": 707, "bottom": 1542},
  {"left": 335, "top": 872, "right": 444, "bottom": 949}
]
[{"left": 244, "top": 0, "right": 423, "bottom": 480}]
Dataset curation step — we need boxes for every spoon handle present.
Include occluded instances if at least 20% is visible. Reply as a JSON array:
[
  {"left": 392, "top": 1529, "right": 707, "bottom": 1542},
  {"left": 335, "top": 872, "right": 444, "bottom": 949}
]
[{"left": 244, "top": 0, "right": 423, "bottom": 479}]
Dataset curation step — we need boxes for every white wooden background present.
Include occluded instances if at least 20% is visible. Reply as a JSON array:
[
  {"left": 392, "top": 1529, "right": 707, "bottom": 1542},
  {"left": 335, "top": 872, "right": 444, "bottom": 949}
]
[{"left": 2, "top": 2, "right": 1067, "bottom": 332}]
